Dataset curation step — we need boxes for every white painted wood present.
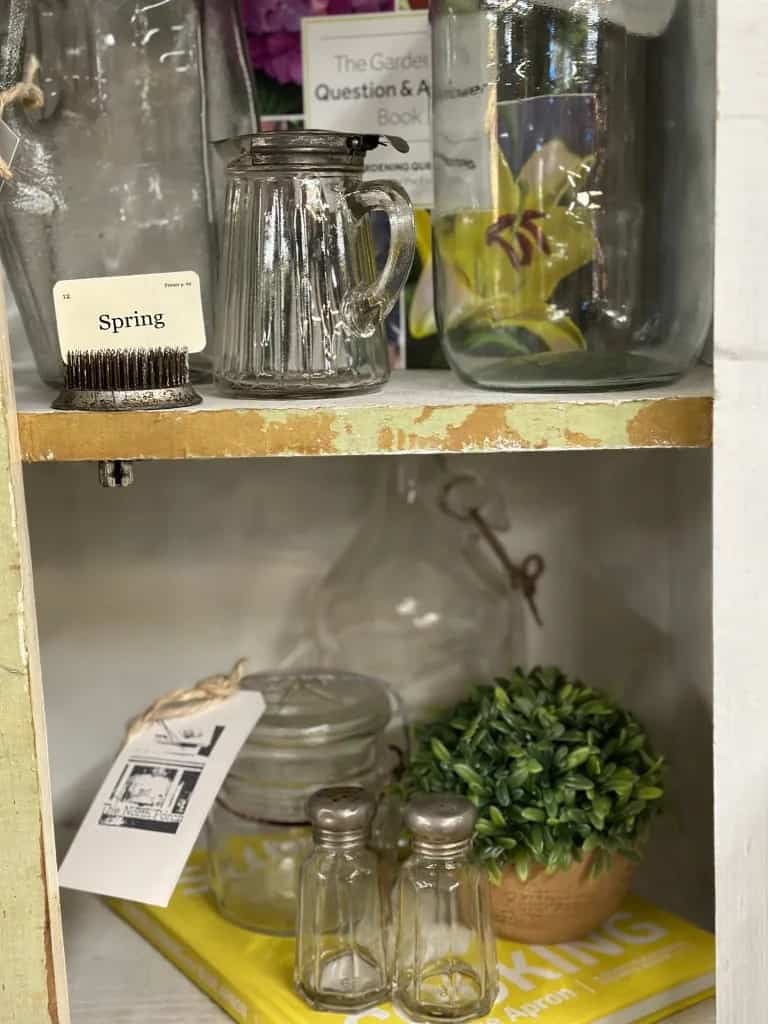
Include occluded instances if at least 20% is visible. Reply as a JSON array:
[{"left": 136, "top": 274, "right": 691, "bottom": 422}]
[
  {"left": 13, "top": 365, "right": 714, "bottom": 416},
  {"left": 28, "top": 449, "right": 712, "bottom": 929},
  {"left": 62, "top": 890, "right": 714, "bottom": 1024},
  {"left": 0, "top": 284, "right": 69, "bottom": 1020},
  {"left": 714, "top": 0, "right": 768, "bottom": 1021}
]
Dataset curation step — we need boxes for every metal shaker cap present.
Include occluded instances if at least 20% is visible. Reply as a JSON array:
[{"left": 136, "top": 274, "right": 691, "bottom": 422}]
[
  {"left": 405, "top": 794, "right": 478, "bottom": 844},
  {"left": 307, "top": 786, "right": 375, "bottom": 836}
]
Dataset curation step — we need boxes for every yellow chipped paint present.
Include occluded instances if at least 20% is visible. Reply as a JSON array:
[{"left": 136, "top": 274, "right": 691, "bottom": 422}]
[{"left": 17, "top": 392, "right": 711, "bottom": 461}]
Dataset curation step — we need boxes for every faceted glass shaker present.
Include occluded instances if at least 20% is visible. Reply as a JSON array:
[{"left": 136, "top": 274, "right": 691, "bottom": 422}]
[
  {"left": 0, "top": 0, "right": 258, "bottom": 385},
  {"left": 214, "top": 131, "right": 415, "bottom": 397},
  {"left": 295, "top": 787, "right": 389, "bottom": 1012},
  {"left": 393, "top": 795, "right": 497, "bottom": 1023},
  {"left": 431, "top": 0, "right": 714, "bottom": 390}
]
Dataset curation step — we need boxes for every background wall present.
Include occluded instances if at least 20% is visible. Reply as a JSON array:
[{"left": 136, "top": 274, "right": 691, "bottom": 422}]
[{"left": 22, "top": 445, "right": 713, "bottom": 927}]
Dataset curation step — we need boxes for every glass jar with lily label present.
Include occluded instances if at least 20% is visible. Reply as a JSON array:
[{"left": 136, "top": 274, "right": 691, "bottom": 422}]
[{"left": 431, "top": 0, "right": 714, "bottom": 391}]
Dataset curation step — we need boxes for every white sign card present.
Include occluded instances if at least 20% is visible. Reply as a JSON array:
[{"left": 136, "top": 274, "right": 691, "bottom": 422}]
[
  {"left": 53, "top": 270, "right": 207, "bottom": 359},
  {"left": 302, "top": 12, "right": 433, "bottom": 208},
  {"left": 58, "top": 692, "right": 265, "bottom": 906},
  {"left": 0, "top": 119, "right": 20, "bottom": 192}
]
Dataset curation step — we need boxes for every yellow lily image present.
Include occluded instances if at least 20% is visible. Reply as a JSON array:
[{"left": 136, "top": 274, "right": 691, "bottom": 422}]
[
  {"left": 434, "top": 139, "right": 598, "bottom": 354},
  {"left": 408, "top": 208, "right": 437, "bottom": 340}
]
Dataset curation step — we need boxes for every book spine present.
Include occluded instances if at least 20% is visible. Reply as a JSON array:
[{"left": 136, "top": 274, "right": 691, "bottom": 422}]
[{"left": 109, "top": 899, "right": 255, "bottom": 1024}]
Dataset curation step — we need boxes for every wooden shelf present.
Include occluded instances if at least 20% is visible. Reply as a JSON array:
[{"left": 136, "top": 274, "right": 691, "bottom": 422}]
[
  {"left": 15, "top": 367, "right": 712, "bottom": 462},
  {"left": 63, "top": 890, "right": 715, "bottom": 1023}
]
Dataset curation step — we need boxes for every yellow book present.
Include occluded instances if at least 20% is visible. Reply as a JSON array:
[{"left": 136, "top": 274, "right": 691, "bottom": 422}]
[{"left": 108, "top": 853, "right": 714, "bottom": 1024}]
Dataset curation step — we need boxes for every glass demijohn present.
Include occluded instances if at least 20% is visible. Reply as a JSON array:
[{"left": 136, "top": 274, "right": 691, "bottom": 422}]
[
  {"left": 431, "top": 0, "right": 714, "bottom": 390},
  {"left": 295, "top": 787, "right": 389, "bottom": 1012},
  {"left": 313, "top": 456, "right": 525, "bottom": 721},
  {"left": 214, "top": 131, "right": 415, "bottom": 397},
  {"left": 393, "top": 795, "right": 498, "bottom": 1022}
]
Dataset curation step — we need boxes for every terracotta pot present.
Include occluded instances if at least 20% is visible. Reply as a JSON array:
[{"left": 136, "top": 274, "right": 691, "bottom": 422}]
[{"left": 490, "top": 853, "right": 635, "bottom": 944}]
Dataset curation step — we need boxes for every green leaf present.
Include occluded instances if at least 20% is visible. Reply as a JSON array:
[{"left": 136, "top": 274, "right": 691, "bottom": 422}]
[
  {"left": 453, "top": 763, "right": 484, "bottom": 787},
  {"left": 527, "top": 823, "right": 545, "bottom": 856},
  {"left": 430, "top": 738, "right": 452, "bottom": 764},
  {"left": 498, "top": 836, "right": 518, "bottom": 850},
  {"left": 487, "top": 861, "right": 503, "bottom": 885},
  {"left": 566, "top": 746, "right": 592, "bottom": 770},
  {"left": 514, "top": 850, "right": 531, "bottom": 883},
  {"left": 513, "top": 695, "right": 535, "bottom": 717},
  {"left": 636, "top": 786, "right": 663, "bottom": 800},
  {"left": 521, "top": 806, "right": 546, "bottom": 822},
  {"left": 475, "top": 818, "right": 496, "bottom": 836},
  {"left": 489, "top": 806, "right": 507, "bottom": 828},
  {"left": 494, "top": 685, "right": 511, "bottom": 708},
  {"left": 580, "top": 700, "right": 614, "bottom": 717},
  {"left": 526, "top": 758, "right": 545, "bottom": 775},
  {"left": 564, "top": 773, "right": 594, "bottom": 791},
  {"left": 495, "top": 779, "right": 511, "bottom": 807}
]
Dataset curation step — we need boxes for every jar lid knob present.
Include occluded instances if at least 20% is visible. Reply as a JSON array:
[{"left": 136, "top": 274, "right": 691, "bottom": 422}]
[
  {"left": 307, "top": 786, "right": 375, "bottom": 835},
  {"left": 404, "top": 794, "right": 477, "bottom": 843}
]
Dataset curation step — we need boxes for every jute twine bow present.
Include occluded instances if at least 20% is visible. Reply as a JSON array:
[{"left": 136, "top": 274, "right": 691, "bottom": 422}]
[
  {"left": 124, "top": 658, "right": 248, "bottom": 745},
  {"left": 0, "top": 54, "right": 44, "bottom": 182}
]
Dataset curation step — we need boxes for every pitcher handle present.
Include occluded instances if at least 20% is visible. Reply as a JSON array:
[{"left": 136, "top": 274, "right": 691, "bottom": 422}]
[{"left": 343, "top": 180, "right": 416, "bottom": 337}]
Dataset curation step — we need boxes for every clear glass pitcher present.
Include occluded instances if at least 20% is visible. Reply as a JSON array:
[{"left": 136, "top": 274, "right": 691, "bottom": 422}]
[
  {"left": 431, "top": 0, "right": 714, "bottom": 391},
  {"left": 0, "top": 0, "right": 258, "bottom": 386},
  {"left": 214, "top": 131, "right": 415, "bottom": 397}
]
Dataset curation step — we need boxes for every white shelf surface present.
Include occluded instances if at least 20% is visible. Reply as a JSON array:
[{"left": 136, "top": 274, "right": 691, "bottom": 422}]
[{"left": 63, "top": 890, "right": 715, "bottom": 1023}]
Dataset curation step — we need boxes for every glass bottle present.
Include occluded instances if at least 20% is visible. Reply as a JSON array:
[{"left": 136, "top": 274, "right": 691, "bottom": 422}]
[
  {"left": 0, "top": 0, "right": 258, "bottom": 386},
  {"left": 313, "top": 456, "right": 527, "bottom": 721},
  {"left": 393, "top": 795, "right": 497, "bottom": 1022},
  {"left": 431, "top": 0, "right": 714, "bottom": 390},
  {"left": 295, "top": 787, "right": 389, "bottom": 1013},
  {"left": 214, "top": 131, "right": 415, "bottom": 397}
]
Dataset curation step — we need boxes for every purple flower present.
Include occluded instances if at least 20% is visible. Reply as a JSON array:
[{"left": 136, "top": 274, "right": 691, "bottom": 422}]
[
  {"left": 248, "top": 30, "right": 303, "bottom": 84},
  {"left": 242, "top": 0, "right": 327, "bottom": 35},
  {"left": 243, "top": 0, "right": 395, "bottom": 85}
]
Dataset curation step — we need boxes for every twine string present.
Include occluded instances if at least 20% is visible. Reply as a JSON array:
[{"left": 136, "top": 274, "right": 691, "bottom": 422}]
[
  {"left": 124, "top": 658, "right": 248, "bottom": 745},
  {"left": 0, "top": 54, "right": 44, "bottom": 181}
]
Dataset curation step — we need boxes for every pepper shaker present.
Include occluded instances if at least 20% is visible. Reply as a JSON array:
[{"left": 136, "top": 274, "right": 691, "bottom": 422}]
[
  {"left": 295, "top": 787, "right": 389, "bottom": 1012},
  {"left": 393, "top": 794, "right": 498, "bottom": 1022}
]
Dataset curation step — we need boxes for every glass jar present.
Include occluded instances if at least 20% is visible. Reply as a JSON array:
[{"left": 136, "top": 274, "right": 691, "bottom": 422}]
[
  {"left": 214, "top": 131, "right": 415, "bottom": 397},
  {"left": 393, "top": 795, "right": 497, "bottom": 1022},
  {"left": 0, "top": 0, "right": 258, "bottom": 386},
  {"left": 313, "top": 456, "right": 527, "bottom": 721},
  {"left": 206, "top": 668, "right": 393, "bottom": 934},
  {"left": 295, "top": 787, "right": 389, "bottom": 1012},
  {"left": 431, "top": 0, "right": 714, "bottom": 390}
]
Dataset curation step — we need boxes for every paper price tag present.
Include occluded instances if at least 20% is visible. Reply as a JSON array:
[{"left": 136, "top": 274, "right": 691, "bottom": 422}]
[
  {"left": 0, "top": 118, "right": 20, "bottom": 191},
  {"left": 58, "top": 691, "right": 265, "bottom": 906},
  {"left": 53, "top": 270, "right": 207, "bottom": 359},
  {"left": 302, "top": 12, "right": 432, "bottom": 207}
]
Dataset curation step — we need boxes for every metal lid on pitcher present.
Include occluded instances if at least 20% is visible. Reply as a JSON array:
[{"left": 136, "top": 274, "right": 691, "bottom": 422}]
[
  {"left": 241, "top": 668, "right": 392, "bottom": 746},
  {"left": 228, "top": 130, "right": 409, "bottom": 172}
]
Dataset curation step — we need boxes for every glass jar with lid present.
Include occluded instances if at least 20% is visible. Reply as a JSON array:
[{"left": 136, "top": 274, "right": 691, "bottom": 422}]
[{"left": 206, "top": 668, "right": 393, "bottom": 935}]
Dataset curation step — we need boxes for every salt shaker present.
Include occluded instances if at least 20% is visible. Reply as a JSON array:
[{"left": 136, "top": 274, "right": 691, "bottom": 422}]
[
  {"left": 295, "top": 787, "right": 389, "bottom": 1012},
  {"left": 393, "top": 795, "right": 498, "bottom": 1023}
]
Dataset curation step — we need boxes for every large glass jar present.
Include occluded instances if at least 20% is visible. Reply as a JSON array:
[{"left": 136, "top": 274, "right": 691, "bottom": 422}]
[
  {"left": 0, "top": 0, "right": 258, "bottom": 385},
  {"left": 206, "top": 668, "right": 393, "bottom": 935},
  {"left": 431, "top": 0, "right": 714, "bottom": 390}
]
